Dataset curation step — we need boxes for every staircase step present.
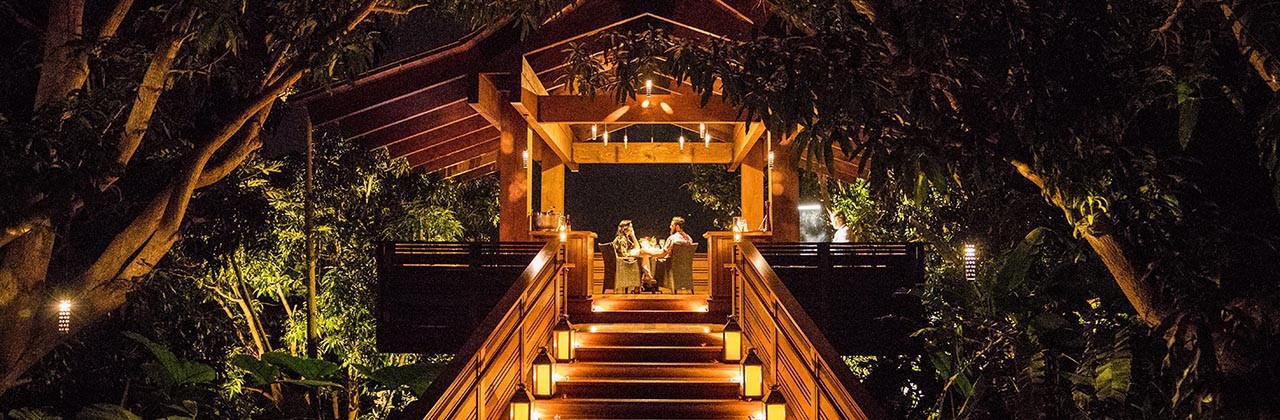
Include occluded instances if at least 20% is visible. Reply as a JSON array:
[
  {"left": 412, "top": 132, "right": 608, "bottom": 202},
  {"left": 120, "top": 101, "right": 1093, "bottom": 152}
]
[
  {"left": 558, "top": 362, "right": 739, "bottom": 380},
  {"left": 579, "top": 310, "right": 721, "bottom": 324},
  {"left": 591, "top": 296, "right": 710, "bottom": 311},
  {"left": 557, "top": 378, "right": 740, "bottom": 399},
  {"left": 578, "top": 326, "right": 722, "bottom": 347},
  {"left": 575, "top": 345, "right": 722, "bottom": 363},
  {"left": 534, "top": 398, "right": 760, "bottom": 419}
]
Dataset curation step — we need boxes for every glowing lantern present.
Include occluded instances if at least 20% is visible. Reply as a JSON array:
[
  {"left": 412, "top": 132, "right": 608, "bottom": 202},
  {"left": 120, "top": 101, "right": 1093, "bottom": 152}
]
[
  {"left": 57, "top": 300, "right": 71, "bottom": 334},
  {"left": 764, "top": 385, "right": 787, "bottom": 419},
  {"left": 532, "top": 348, "right": 555, "bottom": 397},
  {"left": 742, "top": 349, "right": 764, "bottom": 399},
  {"left": 553, "top": 315, "right": 575, "bottom": 361},
  {"left": 509, "top": 383, "right": 532, "bottom": 420},
  {"left": 963, "top": 243, "right": 977, "bottom": 282},
  {"left": 722, "top": 315, "right": 742, "bottom": 361}
]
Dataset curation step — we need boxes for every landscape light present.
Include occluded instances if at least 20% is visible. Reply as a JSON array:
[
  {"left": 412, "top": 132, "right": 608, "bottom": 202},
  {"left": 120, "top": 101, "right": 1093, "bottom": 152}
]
[{"left": 57, "top": 300, "right": 71, "bottom": 334}]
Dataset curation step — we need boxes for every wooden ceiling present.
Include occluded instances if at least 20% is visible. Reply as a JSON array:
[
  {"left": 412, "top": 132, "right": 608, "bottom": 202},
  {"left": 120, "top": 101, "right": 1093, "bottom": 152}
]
[{"left": 300, "top": 0, "right": 864, "bottom": 182}]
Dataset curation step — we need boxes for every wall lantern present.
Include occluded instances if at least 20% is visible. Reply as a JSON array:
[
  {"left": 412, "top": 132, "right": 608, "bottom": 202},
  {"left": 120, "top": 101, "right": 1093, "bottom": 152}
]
[
  {"left": 723, "top": 315, "right": 742, "bottom": 361},
  {"left": 509, "top": 383, "right": 533, "bottom": 420},
  {"left": 57, "top": 300, "right": 72, "bottom": 334},
  {"left": 553, "top": 315, "right": 575, "bottom": 361},
  {"left": 963, "top": 243, "right": 977, "bottom": 282},
  {"left": 767, "top": 151, "right": 775, "bottom": 168},
  {"left": 532, "top": 347, "right": 556, "bottom": 397},
  {"left": 742, "top": 348, "right": 764, "bottom": 399},
  {"left": 764, "top": 385, "right": 788, "bottom": 420},
  {"left": 732, "top": 216, "right": 747, "bottom": 242}
]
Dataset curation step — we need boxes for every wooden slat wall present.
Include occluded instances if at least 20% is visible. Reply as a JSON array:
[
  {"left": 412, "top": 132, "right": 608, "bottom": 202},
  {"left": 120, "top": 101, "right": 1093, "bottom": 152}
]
[
  {"left": 732, "top": 241, "right": 886, "bottom": 420},
  {"left": 416, "top": 241, "right": 567, "bottom": 420}
]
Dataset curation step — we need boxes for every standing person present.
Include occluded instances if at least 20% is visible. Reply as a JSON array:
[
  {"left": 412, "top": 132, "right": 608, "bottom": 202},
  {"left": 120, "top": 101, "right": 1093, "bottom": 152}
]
[{"left": 830, "top": 211, "right": 850, "bottom": 242}]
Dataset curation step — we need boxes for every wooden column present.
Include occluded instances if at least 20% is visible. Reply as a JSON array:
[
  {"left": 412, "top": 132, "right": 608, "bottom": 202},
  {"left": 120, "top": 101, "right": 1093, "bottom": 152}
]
[
  {"left": 498, "top": 118, "right": 531, "bottom": 241},
  {"left": 705, "top": 231, "right": 770, "bottom": 315},
  {"left": 770, "top": 143, "right": 801, "bottom": 241},
  {"left": 531, "top": 231, "right": 597, "bottom": 317},
  {"left": 740, "top": 142, "right": 766, "bottom": 230},
  {"left": 539, "top": 142, "right": 565, "bottom": 212}
]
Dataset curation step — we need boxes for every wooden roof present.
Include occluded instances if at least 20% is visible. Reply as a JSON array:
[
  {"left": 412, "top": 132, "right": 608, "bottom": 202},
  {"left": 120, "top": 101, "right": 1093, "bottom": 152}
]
[{"left": 300, "top": 0, "right": 864, "bottom": 182}]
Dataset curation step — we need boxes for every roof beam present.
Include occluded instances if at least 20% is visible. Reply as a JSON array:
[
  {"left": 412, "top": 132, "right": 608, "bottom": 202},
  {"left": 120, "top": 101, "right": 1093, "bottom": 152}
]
[
  {"left": 729, "top": 122, "right": 766, "bottom": 171},
  {"left": 515, "top": 59, "right": 577, "bottom": 170},
  {"left": 405, "top": 126, "right": 499, "bottom": 168},
  {"left": 442, "top": 150, "right": 498, "bottom": 180},
  {"left": 573, "top": 142, "right": 732, "bottom": 164},
  {"left": 386, "top": 114, "right": 492, "bottom": 159},
  {"left": 413, "top": 137, "right": 499, "bottom": 174},
  {"left": 536, "top": 93, "right": 743, "bottom": 124},
  {"left": 358, "top": 101, "right": 474, "bottom": 149}
]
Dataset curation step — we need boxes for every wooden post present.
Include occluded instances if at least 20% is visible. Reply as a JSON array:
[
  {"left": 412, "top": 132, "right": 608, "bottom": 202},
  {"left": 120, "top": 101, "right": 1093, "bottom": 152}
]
[
  {"left": 540, "top": 142, "right": 565, "bottom": 212},
  {"left": 770, "top": 143, "right": 801, "bottom": 241},
  {"left": 740, "top": 143, "right": 766, "bottom": 230},
  {"left": 704, "top": 231, "right": 770, "bottom": 315},
  {"left": 498, "top": 123, "right": 532, "bottom": 242},
  {"left": 531, "top": 231, "right": 596, "bottom": 316}
]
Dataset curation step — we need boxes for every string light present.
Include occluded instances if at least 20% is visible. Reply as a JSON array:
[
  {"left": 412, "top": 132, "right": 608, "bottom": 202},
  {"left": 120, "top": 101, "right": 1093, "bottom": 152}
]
[
  {"left": 591, "top": 124, "right": 598, "bottom": 140},
  {"left": 679, "top": 134, "right": 685, "bottom": 150},
  {"left": 623, "top": 130, "right": 628, "bottom": 148},
  {"left": 699, "top": 123, "right": 705, "bottom": 136},
  {"left": 57, "top": 300, "right": 71, "bottom": 334},
  {"left": 603, "top": 128, "right": 609, "bottom": 146},
  {"left": 704, "top": 131, "right": 711, "bottom": 148}
]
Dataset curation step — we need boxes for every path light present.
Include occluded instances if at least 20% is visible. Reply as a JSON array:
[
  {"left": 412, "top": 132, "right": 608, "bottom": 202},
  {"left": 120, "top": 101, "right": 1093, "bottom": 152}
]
[
  {"left": 57, "top": 300, "right": 72, "bottom": 334},
  {"left": 509, "top": 383, "right": 533, "bottom": 420},
  {"left": 723, "top": 315, "right": 742, "bottom": 361},
  {"left": 742, "top": 349, "right": 764, "bottom": 399},
  {"left": 553, "top": 315, "right": 575, "bottom": 361},
  {"left": 964, "top": 244, "right": 977, "bottom": 282},
  {"left": 532, "top": 348, "right": 556, "bottom": 397},
  {"left": 764, "top": 385, "right": 788, "bottom": 420}
]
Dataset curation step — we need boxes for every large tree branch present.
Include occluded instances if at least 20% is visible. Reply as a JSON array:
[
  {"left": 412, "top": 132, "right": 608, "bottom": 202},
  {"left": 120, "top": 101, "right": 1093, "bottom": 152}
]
[
  {"left": 97, "top": 0, "right": 135, "bottom": 40},
  {"left": 34, "top": 0, "right": 89, "bottom": 109},
  {"left": 1010, "top": 160, "right": 1169, "bottom": 325},
  {"left": 1221, "top": 1, "right": 1280, "bottom": 92},
  {"left": 111, "top": 12, "right": 192, "bottom": 179},
  {"left": 198, "top": 105, "right": 273, "bottom": 188}
]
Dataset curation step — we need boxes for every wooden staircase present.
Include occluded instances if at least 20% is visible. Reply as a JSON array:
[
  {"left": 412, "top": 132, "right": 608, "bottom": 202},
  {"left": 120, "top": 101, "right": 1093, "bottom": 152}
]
[{"left": 536, "top": 295, "right": 758, "bottom": 419}]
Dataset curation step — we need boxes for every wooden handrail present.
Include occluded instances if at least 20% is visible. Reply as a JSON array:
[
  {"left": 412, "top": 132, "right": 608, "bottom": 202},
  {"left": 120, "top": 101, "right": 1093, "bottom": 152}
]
[
  {"left": 417, "top": 240, "right": 566, "bottom": 419},
  {"left": 735, "top": 240, "right": 887, "bottom": 420}
]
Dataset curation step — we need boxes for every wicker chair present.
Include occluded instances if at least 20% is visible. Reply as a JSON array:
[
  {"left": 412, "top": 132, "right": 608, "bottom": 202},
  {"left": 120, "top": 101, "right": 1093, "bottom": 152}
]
[
  {"left": 659, "top": 243, "right": 697, "bottom": 294},
  {"left": 599, "top": 243, "right": 641, "bottom": 293}
]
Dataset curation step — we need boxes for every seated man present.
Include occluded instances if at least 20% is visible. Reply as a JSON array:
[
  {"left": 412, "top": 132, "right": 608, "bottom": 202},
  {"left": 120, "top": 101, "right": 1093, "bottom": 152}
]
[{"left": 662, "top": 216, "right": 694, "bottom": 255}]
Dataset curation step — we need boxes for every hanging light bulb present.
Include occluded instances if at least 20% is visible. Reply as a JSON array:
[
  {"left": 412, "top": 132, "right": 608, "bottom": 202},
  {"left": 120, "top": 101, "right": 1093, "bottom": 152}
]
[
  {"left": 679, "top": 134, "right": 685, "bottom": 150},
  {"left": 623, "top": 130, "right": 629, "bottom": 148},
  {"left": 699, "top": 123, "right": 706, "bottom": 135},
  {"left": 642, "top": 79, "right": 653, "bottom": 108},
  {"left": 704, "top": 131, "right": 711, "bottom": 148},
  {"left": 603, "top": 129, "right": 609, "bottom": 146},
  {"left": 768, "top": 151, "right": 776, "bottom": 168},
  {"left": 591, "top": 124, "right": 598, "bottom": 140}
]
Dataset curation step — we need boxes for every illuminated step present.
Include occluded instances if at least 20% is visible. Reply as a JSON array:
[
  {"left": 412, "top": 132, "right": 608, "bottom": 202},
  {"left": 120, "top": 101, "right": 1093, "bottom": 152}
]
[
  {"left": 557, "top": 362, "right": 739, "bottom": 380},
  {"left": 555, "top": 378, "right": 740, "bottom": 399},
  {"left": 533, "top": 398, "right": 761, "bottom": 419},
  {"left": 574, "top": 345, "right": 723, "bottom": 363}
]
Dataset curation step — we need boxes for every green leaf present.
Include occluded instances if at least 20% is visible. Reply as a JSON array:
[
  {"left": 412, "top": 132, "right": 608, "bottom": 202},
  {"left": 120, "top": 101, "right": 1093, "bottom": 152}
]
[
  {"left": 7, "top": 408, "right": 62, "bottom": 420},
  {"left": 280, "top": 379, "right": 344, "bottom": 388},
  {"left": 74, "top": 404, "right": 141, "bottom": 420},
  {"left": 123, "top": 332, "right": 215, "bottom": 388},
  {"left": 356, "top": 363, "right": 445, "bottom": 395},
  {"left": 231, "top": 354, "right": 281, "bottom": 386},
  {"left": 1094, "top": 343, "right": 1133, "bottom": 402},
  {"left": 262, "top": 351, "right": 341, "bottom": 380}
]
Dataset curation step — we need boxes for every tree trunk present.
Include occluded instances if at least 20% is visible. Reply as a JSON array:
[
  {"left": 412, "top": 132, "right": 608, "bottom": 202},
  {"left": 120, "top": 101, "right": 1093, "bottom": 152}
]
[{"left": 34, "top": 0, "right": 89, "bottom": 110}]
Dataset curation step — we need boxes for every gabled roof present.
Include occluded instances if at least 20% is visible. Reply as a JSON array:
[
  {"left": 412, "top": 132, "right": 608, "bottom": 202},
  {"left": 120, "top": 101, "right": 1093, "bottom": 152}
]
[{"left": 300, "top": 0, "right": 771, "bottom": 179}]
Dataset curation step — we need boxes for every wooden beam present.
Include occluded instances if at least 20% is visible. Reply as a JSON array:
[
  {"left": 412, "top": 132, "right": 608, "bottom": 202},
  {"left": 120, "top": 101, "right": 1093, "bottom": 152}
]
[
  {"left": 729, "top": 122, "right": 765, "bottom": 171},
  {"left": 536, "top": 93, "right": 743, "bottom": 124},
  {"left": 740, "top": 142, "right": 766, "bottom": 230},
  {"left": 415, "top": 137, "right": 498, "bottom": 175},
  {"left": 384, "top": 113, "right": 492, "bottom": 159},
  {"left": 572, "top": 142, "right": 732, "bottom": 164},
  {"left": 358, "top": 100, "right": 474, "bottom": 149},
  {"left": 442, "top": 150, "right": 498, "bottom": 180},
  {"left": 516, "top": 58, "right": 577, "bottom": 170},
  {"left": 539, "top": 147, "right": 565, "bottom": 212},
  {"left": 405, "top": 127, "right": 499, "bottom": 168},
  {"left": 339, "top": 76, "right": 470, "bottom": 139}
]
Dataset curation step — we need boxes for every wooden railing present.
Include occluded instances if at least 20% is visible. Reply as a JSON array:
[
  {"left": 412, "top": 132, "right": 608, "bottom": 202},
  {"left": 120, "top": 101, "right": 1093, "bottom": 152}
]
[
  {"left": 376, "top": 242, "right": 546, "bottom": 353},
  {"left": 734, "top": 240, "right": 887, "bottom": 420},
  {"left": 411, "top": 240, "right": 566, "bottom": 420}
]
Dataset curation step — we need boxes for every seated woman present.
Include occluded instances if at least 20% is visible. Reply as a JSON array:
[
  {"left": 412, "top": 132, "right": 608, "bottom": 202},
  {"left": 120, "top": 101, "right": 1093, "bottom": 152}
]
[{"left": 613, "top": 220, "right": 660, "bottom": 290}]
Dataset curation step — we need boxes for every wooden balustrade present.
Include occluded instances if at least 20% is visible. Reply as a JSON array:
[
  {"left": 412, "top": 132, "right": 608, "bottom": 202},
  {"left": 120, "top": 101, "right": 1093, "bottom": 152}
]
[
  {"left": 733, "top": 240, "right": 887, "bottom": 420},
  {"left": 415, "top": 240, "right": 567, "bottom": 420}
]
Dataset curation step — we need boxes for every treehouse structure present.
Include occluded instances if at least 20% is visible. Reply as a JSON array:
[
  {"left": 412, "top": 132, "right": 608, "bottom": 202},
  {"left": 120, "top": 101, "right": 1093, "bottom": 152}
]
[{"left": 301, "top": 1, "right": 913, "bottom": 419}]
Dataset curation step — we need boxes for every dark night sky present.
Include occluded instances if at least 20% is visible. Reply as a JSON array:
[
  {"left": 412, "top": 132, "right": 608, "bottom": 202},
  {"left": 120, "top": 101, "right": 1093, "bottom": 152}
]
[{"left": 563, "top": 164, "right": 718, "bottom": 251}]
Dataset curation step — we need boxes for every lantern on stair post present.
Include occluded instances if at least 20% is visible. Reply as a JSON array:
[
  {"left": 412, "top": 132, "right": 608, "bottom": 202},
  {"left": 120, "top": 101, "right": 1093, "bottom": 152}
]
[
  {"left": 509, "top": 383, "right": 533, "bottom": 420},
  {"left": 764, "top": 385, "right": 788, "bottom": 420},
  {"left": 741, "top": 348, "right": 764, "bottom": 400},
  {"left": 532, "top": 347, "right": 556, "bottom": 397},
  {"left": 722, "top": 315, "right": 742, "bottom": 362},
  {"left": 553, "top": 314, "right": 575, "bottom": 361}
]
